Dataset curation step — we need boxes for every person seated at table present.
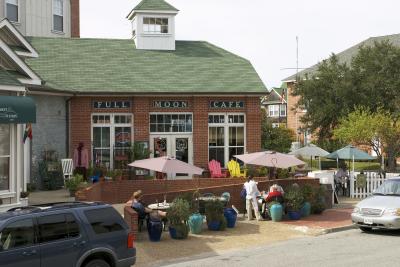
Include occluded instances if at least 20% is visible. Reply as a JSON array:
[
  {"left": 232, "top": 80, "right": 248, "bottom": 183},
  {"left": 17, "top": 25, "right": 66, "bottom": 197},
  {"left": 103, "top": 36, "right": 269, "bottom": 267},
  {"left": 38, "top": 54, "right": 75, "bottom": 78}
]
[
  {"left": 264, "top": 184, "right": 284, "bottom": 204},
  {"left": 131, "top": 190, "right": 167, "bottom": 220}
]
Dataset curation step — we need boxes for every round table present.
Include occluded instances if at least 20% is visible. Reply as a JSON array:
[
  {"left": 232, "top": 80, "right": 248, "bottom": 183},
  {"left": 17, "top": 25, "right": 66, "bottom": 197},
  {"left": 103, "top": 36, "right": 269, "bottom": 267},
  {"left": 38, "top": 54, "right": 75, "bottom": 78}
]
[
  {"left": 197, "top": 196, "right": 226, "bottom": 202},
  {"left": 148, "top": 203, "right": 171, "bottom": 210}
]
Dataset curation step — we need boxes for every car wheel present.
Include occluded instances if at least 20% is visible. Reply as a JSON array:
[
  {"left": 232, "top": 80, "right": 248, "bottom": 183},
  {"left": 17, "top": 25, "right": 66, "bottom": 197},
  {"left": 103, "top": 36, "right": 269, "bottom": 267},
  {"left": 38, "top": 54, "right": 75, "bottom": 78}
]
[
  {"left": 359, "top": 226, "right": 373, "bottom": 232},
  {"left": 84, "top": 259, "right": 110, "bottom": 267}
]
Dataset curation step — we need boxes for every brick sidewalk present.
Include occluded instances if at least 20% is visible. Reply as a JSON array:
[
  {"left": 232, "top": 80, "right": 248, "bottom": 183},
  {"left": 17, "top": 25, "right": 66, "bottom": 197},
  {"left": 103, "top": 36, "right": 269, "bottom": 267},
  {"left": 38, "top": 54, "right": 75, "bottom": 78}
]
[{"left": 282, "top": 208, "right": 353, "bottom": 230}]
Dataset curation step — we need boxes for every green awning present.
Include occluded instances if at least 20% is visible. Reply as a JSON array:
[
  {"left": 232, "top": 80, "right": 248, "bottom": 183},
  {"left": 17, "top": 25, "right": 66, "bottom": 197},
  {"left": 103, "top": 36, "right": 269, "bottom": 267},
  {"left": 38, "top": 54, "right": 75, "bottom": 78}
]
[{"left": 0, "top": 96, "right": 36, "bottom": 123}]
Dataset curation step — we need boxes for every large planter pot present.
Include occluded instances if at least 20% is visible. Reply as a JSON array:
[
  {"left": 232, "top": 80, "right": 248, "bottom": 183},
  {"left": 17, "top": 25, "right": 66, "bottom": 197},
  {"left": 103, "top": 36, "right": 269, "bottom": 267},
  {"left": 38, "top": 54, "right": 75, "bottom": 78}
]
[
  {"left": 301, "top": 202, "right": 311, "bottom": 217},
  {"left": 288, "top": 210, "right": 301, "bottom": 220},
  {"left": 168, "top": 224, "right": 189, "bottom": 240},
  {"left": 20, "top": 198, "right": 29, "bottom": 207},
  {"left": 270, "top": 203, "right": 283, "bottom": 222},
  {"left": 147, "top": 219, "right": 163, "bottom": 242},
  {"left": 188, "top": 213, "right": 203, "bottom": 234},
  {"left": 207, "top": 220, "right": 221, "bottom": 231},
  {"left": 223, "top": 208, "right": 237, "bottom": 228}
]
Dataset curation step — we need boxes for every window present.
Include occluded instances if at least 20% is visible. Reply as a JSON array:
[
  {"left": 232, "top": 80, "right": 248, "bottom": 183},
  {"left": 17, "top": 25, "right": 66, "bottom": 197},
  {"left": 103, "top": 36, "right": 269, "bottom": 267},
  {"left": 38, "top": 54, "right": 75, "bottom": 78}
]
[
  {"left": 150, "top": 114, "right": 192, "bottom": 133},
  {"left": 0, "top": 219, "right": 34, "bottom": 251},
  {"left": 0, "top": 124, "right": 10, "bottom": 191},
  {"left": 143, "top": 17, "right": 168, "bottom": 33},
  {"left": 280, "top": 105, "right": 287, "bottom": 117},
  {"left": 38, "top": 213, "right": 80, "bottom": 243},
  {"left": 208, "top": 114, "right": 245, "bottom": 167},
  {"left": 92, "top": 114, "right": 133, "bottom": 169},
  {"left": 85, "top": 208, "right": 125, "bottom": 235},
  {"left": 53, "top": 0, "right": 64, "bottom": 32},
  {"left": 5, "top": 0, "right": 18, "bottom": 22},
  {"left": 268, "top": 105, "right": 279, "bottom": 117}
]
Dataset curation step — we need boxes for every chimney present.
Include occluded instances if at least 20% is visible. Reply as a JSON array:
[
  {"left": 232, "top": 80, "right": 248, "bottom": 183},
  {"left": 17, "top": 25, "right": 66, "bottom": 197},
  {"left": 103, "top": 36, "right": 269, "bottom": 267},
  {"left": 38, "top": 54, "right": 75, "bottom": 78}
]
[{"left": 71, "top": 0, "right": 80, "bottom": 38}]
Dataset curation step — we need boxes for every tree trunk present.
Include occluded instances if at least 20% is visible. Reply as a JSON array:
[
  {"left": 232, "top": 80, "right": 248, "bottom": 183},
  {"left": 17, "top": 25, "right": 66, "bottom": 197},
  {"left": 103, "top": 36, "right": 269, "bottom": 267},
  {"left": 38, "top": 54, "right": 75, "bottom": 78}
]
[{"left": 386, "top": 148, "right": 397, "bottom": 172}]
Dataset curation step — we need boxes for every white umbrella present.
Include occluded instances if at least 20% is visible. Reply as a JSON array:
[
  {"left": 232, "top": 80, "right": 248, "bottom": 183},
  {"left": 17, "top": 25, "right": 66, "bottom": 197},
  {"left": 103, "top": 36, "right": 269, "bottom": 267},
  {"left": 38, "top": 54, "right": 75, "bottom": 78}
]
[
  {"left": 289, "top": 144, "right": 329, "bottom": 170},
  {"left": 234, "top": 151, "right": 305, "bottom": 169},
  {"left": 128, "top": 156, "right": 203, "bottom": 175}
]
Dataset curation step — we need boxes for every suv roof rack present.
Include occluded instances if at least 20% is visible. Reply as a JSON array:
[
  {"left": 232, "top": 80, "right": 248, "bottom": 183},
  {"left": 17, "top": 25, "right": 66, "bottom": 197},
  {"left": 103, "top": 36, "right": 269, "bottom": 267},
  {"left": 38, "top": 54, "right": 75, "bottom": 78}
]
[{"left": 5, "top": 202, "right": 106, "bottom": 215}]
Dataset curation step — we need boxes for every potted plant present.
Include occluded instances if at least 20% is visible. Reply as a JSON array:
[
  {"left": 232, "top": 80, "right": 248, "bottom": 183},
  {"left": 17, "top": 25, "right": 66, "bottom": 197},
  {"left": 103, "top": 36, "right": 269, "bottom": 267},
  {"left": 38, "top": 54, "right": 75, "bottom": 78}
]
[
  {"left": 65, "top": 174, "right": 84, "bottom": 197},
  {"left": 188, "top": 190, "right": 203, "bottom": 234},
  {"left": 167, "top": 198, "right": 191, "bottom": 239},
  {"left": 205, "top": 200, "right": 226, "bottom": 231},
  {"left": 284, "top": 185, "right": 304, "bottom": 220},
  {"left": 300, "top": 184, "right": 314, "bottom": 217},
  {"left": 112, "top": 169, "right": 123, "bottom": 181},
  {"left": 311, "top": 185, "right": 326, "bottom": 214},
  {"left": 20, "top": 191, "right": 30, "bottom": 206}
]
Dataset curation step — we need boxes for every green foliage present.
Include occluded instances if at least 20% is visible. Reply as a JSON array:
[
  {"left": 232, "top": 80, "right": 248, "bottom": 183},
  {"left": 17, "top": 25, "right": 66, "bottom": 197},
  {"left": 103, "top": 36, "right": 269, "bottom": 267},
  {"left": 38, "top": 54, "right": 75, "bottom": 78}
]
[
  {"left": 205, "top": 200, "right": 226, "bottom": 231},
  {"left": 39, "top": 154, "right": 63, "bottom": 190},
  {"left": 65, "top": 174, "right": 84, "bottom": 193},
  {"left": 284, "top": 185, "right": 305, "bottom": 211},
  {"left": 311, "top": 186, "right": 326, "bottom": 214},
  {"left": 301, "top": 184, "right": 314, "bottom": 202},
  {"left": 128, "top": 142, "right": 151, "bottom": 162},
  {"left": 167, "top": 198, "right": 191, "bottom": 226},
  {"left": 261, "top": 114, "right": 294, "bottom": 153},
  {"left": 276, "top": 168, "right": 289, "bottom": 179}
]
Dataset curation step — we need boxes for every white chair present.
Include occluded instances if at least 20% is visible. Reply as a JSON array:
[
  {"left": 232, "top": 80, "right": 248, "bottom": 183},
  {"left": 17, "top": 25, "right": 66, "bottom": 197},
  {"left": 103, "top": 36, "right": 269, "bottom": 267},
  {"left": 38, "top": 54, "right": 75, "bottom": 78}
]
[{"left": 61, "top": 159, "right": 74, "bottom": 185}]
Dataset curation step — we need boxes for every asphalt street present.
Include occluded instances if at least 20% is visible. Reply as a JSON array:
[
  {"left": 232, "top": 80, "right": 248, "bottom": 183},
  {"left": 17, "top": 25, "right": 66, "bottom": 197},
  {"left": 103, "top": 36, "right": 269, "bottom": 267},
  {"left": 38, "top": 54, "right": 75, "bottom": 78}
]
[{"left": 162, "top": 229, "right": 400, "bottom": 267}]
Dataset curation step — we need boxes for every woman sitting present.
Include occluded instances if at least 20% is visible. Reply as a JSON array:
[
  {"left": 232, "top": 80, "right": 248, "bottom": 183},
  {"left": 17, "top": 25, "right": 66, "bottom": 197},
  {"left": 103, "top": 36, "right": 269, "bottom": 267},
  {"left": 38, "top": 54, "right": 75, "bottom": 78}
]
[
  {"left": 264, "top": 184, "right": 284, "bottom": 204},
  {"left": 131, "top": 190, "right": 167, "bottom": 221}
]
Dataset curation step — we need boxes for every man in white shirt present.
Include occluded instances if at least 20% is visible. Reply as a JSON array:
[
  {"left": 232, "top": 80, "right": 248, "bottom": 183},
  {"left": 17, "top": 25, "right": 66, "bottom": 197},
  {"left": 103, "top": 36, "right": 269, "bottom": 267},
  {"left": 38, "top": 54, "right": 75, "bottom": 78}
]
[{"left": 244, "top": 175, "right": 261, "bottom": 221}]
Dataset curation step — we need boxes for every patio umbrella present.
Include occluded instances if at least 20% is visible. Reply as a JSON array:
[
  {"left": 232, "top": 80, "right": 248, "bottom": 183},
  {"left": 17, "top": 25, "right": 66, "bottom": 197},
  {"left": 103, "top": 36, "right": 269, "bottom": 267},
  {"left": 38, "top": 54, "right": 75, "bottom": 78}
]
[
  {"left": 128, "top": 156, "right": 203, "bottom": 175},
  {"left": 234, "top": 151, "right": 306, "bottom": 169},
  {"left": 289, "top": 144, "right": 329, "bottom": 170}
]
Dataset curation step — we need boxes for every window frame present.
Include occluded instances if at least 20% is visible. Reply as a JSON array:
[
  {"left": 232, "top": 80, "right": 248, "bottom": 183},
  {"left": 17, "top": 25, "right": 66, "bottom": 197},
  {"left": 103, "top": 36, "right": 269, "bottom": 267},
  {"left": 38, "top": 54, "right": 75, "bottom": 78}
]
[
  {"left": 0, "top": 218, "right": 35, "bottom": 251},
  {"left": 5, "top": 0, "right": 19, "bottom": 23},
  {"left": 142, "top": 16, "right": 169, "bottom": 34},
  {"left": 36, "top": 212, "right": 81, "bottom": 244},
  {"left": 149, "top": 112, "right": 193, "bottom": 134},
  {"left": 208, "top": 113, "right": 246, "bottom": 167},
  {"left": 279, "top": 104, "right": 287, "bottom": 117},
  {"left": 0, "top": 124, "right": 15, "bottom": 194},
  {"left": 268, "top": 105, "right": 280, "bottom": 117},
  {"left": 52, "top": 0, "right": 64, "bottom": 33}
]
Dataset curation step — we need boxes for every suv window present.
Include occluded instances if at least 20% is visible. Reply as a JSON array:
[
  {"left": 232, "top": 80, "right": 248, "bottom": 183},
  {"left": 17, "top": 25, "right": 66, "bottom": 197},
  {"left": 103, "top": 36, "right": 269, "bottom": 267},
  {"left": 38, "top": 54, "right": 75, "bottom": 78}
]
[
  {"left": 0, "top": 219, "right": 34, "bottom": 251},
  {"left": 85, "top": 207, "right": 125, "bottom": 234},
  {"left": 38, "top": 213, "right": 80, "bottom": 243}
]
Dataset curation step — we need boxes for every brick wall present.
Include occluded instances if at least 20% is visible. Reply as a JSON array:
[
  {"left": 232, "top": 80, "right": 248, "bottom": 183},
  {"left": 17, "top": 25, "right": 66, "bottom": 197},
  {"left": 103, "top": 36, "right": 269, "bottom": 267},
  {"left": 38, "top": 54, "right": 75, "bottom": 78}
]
[
  {"left": 76, "top": 178, "right": 320, "bottom": 206},
  {"left": 286, "top": 82, "right": 306, "bottom": 143},
  {"left": 71, "top": 0, "right": 80, "bottom": 38},
  {"left": 69, "top": 96, "right": 262, "bottom": 169}
]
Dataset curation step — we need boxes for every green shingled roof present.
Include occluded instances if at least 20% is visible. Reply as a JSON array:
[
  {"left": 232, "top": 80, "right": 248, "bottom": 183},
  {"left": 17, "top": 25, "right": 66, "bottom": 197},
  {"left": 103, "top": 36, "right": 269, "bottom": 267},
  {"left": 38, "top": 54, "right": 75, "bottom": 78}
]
[
  {"left": 25, "top": 37, "right": 266, "bottom": 94},
  {"left": 283, "top": 33, "right": 400, "bottom": 81},
  {"left": 263, "top": 87, "right": 287, "bottom": 104},
  {"left": 0, "top": 67, "right": 22, "bottom": 86},
  {"left": 133, "top": 0, "right": 178, "bottom": 11}
]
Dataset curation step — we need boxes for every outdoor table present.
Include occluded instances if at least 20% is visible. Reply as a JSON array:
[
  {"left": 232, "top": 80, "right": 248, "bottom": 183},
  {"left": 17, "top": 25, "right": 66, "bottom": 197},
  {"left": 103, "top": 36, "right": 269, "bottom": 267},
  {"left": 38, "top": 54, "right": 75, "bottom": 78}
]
[
  {"left": 197, "top": 196, "right": 227, "bottom": 202},
  {"left": 148, "top": 202, "right": 171, "bottom": 210}
]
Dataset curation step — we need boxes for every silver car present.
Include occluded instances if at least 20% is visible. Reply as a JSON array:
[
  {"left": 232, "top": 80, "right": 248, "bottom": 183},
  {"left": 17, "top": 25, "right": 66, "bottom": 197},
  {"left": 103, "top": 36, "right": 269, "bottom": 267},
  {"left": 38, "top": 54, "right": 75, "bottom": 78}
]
[{"left": 351, "top": 178, "right": 400, "bottom": 232}]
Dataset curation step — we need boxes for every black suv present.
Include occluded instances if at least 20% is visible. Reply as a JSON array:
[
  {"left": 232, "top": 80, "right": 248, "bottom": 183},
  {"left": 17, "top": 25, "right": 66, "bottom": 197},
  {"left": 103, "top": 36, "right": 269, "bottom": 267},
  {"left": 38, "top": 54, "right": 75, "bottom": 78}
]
[{"left": 0, "top": 202, "right": 136, "bottom": 267}]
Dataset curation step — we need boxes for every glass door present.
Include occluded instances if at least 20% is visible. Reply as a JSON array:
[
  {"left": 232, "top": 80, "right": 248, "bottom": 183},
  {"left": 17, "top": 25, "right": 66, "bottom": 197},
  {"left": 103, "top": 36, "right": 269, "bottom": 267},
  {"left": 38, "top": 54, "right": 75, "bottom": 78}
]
[
  {"left": 114, "top": 126, "right": 132, "bottom": 169},
  {"left": 93, "top": 126, "right": 111, "bottom": 169},
  {"left": 153, "top": 137, "right": 168, "bottom": 158},
  {"left": 175, "top": 137, "right": 189, "bottom": 177}
]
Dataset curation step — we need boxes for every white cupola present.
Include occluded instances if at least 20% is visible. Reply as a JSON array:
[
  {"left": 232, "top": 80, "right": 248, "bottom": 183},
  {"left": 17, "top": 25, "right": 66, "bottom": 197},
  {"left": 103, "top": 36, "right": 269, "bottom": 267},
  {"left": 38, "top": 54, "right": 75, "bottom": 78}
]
[{"left": 127, "top": 0, "right": 179, "bottom": 51}]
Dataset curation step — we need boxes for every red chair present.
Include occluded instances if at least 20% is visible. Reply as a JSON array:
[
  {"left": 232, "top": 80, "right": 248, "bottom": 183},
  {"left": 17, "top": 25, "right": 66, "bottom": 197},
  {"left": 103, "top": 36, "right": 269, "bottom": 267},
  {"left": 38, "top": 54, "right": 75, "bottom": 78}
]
[{"left": 208, "top": 160, "right": 227, "bottom": 178}]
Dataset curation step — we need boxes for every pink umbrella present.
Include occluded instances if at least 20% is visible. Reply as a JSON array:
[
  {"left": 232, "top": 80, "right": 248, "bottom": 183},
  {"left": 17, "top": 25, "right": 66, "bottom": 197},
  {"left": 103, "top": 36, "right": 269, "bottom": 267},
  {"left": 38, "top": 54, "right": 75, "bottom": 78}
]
[
  {"left": 234, "top": 151, "right": 305, "bottom": 169},
  {"left": 128, "top": 156, "right": 203, "bottom": 175}
]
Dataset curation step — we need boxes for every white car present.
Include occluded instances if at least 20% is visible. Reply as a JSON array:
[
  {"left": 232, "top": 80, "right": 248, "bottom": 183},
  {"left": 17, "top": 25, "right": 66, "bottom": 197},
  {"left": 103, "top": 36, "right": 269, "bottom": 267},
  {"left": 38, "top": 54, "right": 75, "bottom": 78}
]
[{"left": 351, "top": 178, "right": 400, "bottom": 232}]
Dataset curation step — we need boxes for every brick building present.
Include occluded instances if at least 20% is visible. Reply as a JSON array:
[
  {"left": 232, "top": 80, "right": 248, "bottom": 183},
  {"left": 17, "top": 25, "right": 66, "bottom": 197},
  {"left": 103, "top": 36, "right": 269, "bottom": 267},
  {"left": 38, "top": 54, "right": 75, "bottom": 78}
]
[{"left": 22, "top": 0, "right": 267, "bottom": 177}]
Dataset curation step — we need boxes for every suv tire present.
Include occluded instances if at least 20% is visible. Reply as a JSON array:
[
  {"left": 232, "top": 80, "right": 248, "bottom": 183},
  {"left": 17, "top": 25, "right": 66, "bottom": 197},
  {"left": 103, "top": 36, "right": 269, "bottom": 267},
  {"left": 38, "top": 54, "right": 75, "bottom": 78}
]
[
  {"left": 84, "top": 259, "right": 111, "bottom": 267},
  {"left": 359, "top": 226, "right": 373, "bottom": 232}
]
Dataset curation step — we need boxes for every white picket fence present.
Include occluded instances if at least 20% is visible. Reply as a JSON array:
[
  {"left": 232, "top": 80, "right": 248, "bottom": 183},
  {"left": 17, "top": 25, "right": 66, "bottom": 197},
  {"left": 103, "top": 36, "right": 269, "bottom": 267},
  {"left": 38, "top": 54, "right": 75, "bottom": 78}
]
[{"left": 350, "top": 172, "right": 400, "bottom": 199}]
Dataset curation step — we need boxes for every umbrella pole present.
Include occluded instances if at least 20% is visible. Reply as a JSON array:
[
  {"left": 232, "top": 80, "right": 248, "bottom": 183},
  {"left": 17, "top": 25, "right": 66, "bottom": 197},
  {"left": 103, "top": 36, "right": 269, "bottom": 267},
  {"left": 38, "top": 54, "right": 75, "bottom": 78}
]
[
  {"left": 310, "top": 156, "right": 313, "bottom": 171},
  {"left": 319, "top": 157, "right": 321, "bottom": 170}
]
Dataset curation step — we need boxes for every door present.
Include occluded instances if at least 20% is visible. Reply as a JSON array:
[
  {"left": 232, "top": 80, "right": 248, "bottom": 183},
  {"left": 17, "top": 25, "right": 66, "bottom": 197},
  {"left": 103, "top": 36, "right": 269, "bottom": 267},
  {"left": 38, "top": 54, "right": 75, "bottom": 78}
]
[
  {"left": 150, "top": 135, "right": 193, "bottom": 179},
  {"left": 38, "top": 213, "right": 88, "bottom": 267},
  {"left": 0, "top": 218, "right": 40, "bottom": 267},
  {"left": 114, "top": 126, "right": 132, "bottom": 169}
]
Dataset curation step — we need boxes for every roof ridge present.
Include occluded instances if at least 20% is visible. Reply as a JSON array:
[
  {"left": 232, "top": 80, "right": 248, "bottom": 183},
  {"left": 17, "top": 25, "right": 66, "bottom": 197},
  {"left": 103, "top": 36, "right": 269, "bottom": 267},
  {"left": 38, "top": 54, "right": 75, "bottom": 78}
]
[{"left": 133, "top": 0, "right": 179, "bottom": 11}]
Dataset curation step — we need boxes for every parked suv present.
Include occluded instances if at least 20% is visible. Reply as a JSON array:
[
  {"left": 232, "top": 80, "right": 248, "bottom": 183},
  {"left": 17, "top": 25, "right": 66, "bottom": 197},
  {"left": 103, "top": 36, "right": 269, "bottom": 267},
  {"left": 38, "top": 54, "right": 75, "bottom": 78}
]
[{"left": 0, "top": 202, "right": 136, "bottom": 267}]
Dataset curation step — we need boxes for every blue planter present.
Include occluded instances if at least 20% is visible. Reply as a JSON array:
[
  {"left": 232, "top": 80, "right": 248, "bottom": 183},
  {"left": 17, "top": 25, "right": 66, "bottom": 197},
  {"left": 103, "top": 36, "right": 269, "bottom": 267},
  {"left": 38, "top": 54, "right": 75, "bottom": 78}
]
[
  {"left": 189, "top": 213, "right": 203, "bottom": 234},
  {"left": 288, "top": 210, "right": 301, "bottom": 220},
  {"left": 224, "top": 208, "right": 237, "bottom": 228},
  {"left": 168, "top": 226, "right": 177, "bottom": 239},
  {"left": 207, "top": 221, "right": 221, "bottom": 231},
  {"left": 147, "top": 219, "right": 163, "bottom": 242},
  {"left": 270, "top": 203, "right": 283, "bottom": 222},
  {"left": 301, "top": 202, "right": 311, "bottom": 217}
]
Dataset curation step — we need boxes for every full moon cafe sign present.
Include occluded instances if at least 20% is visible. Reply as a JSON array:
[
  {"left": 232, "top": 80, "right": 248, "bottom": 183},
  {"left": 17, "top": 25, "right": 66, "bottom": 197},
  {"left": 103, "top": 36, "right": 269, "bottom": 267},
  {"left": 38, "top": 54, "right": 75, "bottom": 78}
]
[
  {"left": 210, "top": 101, "right": 244, "bottom": 109},
  {"left": 153, "top": 101, "right": 188, "bottom": 108},
  {"left": 93, "top": 101, "right": 131, "bottom": 109}
]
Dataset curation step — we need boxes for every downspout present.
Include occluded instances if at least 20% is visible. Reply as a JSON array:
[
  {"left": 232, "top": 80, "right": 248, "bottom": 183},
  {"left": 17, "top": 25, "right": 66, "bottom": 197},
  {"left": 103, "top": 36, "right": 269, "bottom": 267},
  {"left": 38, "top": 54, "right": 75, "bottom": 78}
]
[{"left": 66, "top": 97, "right": 73, "bottom": 157}]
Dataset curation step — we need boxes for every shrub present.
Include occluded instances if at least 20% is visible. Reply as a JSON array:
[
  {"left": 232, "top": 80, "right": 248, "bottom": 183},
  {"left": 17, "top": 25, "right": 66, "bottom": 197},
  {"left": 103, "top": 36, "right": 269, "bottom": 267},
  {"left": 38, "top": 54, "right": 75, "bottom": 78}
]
[
  {"left": 311, "top": 185, "right": 326, "bottom": 214},
  {"left": 65, "top": 174, "right": 84, "bottom": 193},
  {"left": 205, "top": 200, "right": 226, "bottom": 231},
  {"left": 284, "top": 185, "right": 304, "bottom": 211}
]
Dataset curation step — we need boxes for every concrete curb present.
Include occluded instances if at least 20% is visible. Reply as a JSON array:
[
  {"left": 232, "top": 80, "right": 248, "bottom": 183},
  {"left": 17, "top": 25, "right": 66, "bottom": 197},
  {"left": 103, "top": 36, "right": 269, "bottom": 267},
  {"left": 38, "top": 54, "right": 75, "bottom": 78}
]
[{"left": 321, "top": 224, "right": 357, "bottom": 234}]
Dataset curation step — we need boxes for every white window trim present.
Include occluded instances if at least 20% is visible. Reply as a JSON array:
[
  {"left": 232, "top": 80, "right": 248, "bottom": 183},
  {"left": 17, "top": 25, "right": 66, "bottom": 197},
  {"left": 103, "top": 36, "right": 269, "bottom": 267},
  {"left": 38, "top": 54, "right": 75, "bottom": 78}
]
[
  {"left": 208, "top": 113, "right": 246, "bottom": 167},
  {"left": 280, "top": 104, "right": 287, "bottom": 117},
  {"left": 149, "top": 112, "right": 193, "bottom": 134},
  {"left": 0, "top": 124, "right": 15, "bottom": 195},
  {"left": 142, "top": 16, "right": 169, "bottom": 34},
  {"left": 268, "top": 105, "right": 280, "bottom": 117},
  {"left": 91, "top": 113, "right": 134, "bottom": 170},
  {"left": 5, "top": 0, "right": 20, "bottom": 24},
  {"left": 52, "top": 0, "right": 65, "bottom": 34}
]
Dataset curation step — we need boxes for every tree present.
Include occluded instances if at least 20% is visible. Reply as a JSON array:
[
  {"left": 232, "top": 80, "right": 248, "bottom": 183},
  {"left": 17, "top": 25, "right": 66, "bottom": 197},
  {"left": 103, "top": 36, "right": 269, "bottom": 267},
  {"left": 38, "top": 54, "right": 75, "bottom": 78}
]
[
  {"left": 293, "top": 41, "right": 400, "bottom": 143},
  {"left": 261, "top": 115, "right": 294, "bottom": 153},
  {"left": 334, "top": 107, "right": 400, "bottom": 171}
]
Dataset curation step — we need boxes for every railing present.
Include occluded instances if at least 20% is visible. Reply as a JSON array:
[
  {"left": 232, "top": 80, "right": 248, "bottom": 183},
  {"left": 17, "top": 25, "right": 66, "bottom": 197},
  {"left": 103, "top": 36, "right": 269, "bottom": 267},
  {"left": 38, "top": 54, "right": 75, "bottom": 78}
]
[{"left": 350, "top": 172, "right": 400, "bottom": 199}]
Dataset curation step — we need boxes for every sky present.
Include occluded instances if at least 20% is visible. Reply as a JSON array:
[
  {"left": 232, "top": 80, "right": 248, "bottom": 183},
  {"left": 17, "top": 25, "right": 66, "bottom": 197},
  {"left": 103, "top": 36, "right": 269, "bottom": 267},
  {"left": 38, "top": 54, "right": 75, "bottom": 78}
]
[{"left": 81, "top": 0, "right": 400, "bottom": 89}]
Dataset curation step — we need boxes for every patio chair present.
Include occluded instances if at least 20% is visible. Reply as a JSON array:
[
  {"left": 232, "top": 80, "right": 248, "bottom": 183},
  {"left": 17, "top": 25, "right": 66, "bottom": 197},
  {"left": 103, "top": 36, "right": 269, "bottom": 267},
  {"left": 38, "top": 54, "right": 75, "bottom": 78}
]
[
  {"left": 227, "top": 160, "right": 246, "bottom": 178},
  {"left": 221, "top": 192, "right": 231, "bottom": 207},
  {"left": 208, "top": 159, "right": 227, "bottom": 178},
  {"left": 61, "top": 159, "right": 73, "bottom": 186}
]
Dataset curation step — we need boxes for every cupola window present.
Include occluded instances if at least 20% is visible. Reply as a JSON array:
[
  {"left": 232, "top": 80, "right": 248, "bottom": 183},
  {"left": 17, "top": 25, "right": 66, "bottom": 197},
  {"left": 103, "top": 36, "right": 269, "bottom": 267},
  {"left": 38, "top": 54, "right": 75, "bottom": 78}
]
[{"left": 143, "top": 17, "right": 168, "bottom": 34}]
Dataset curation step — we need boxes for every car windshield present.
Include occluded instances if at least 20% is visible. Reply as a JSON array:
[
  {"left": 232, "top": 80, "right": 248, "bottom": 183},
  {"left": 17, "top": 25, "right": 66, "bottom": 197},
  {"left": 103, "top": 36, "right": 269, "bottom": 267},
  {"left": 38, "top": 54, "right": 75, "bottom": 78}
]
[{"left": 373, "top": 180, "right": 400, "bottom": 196}]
